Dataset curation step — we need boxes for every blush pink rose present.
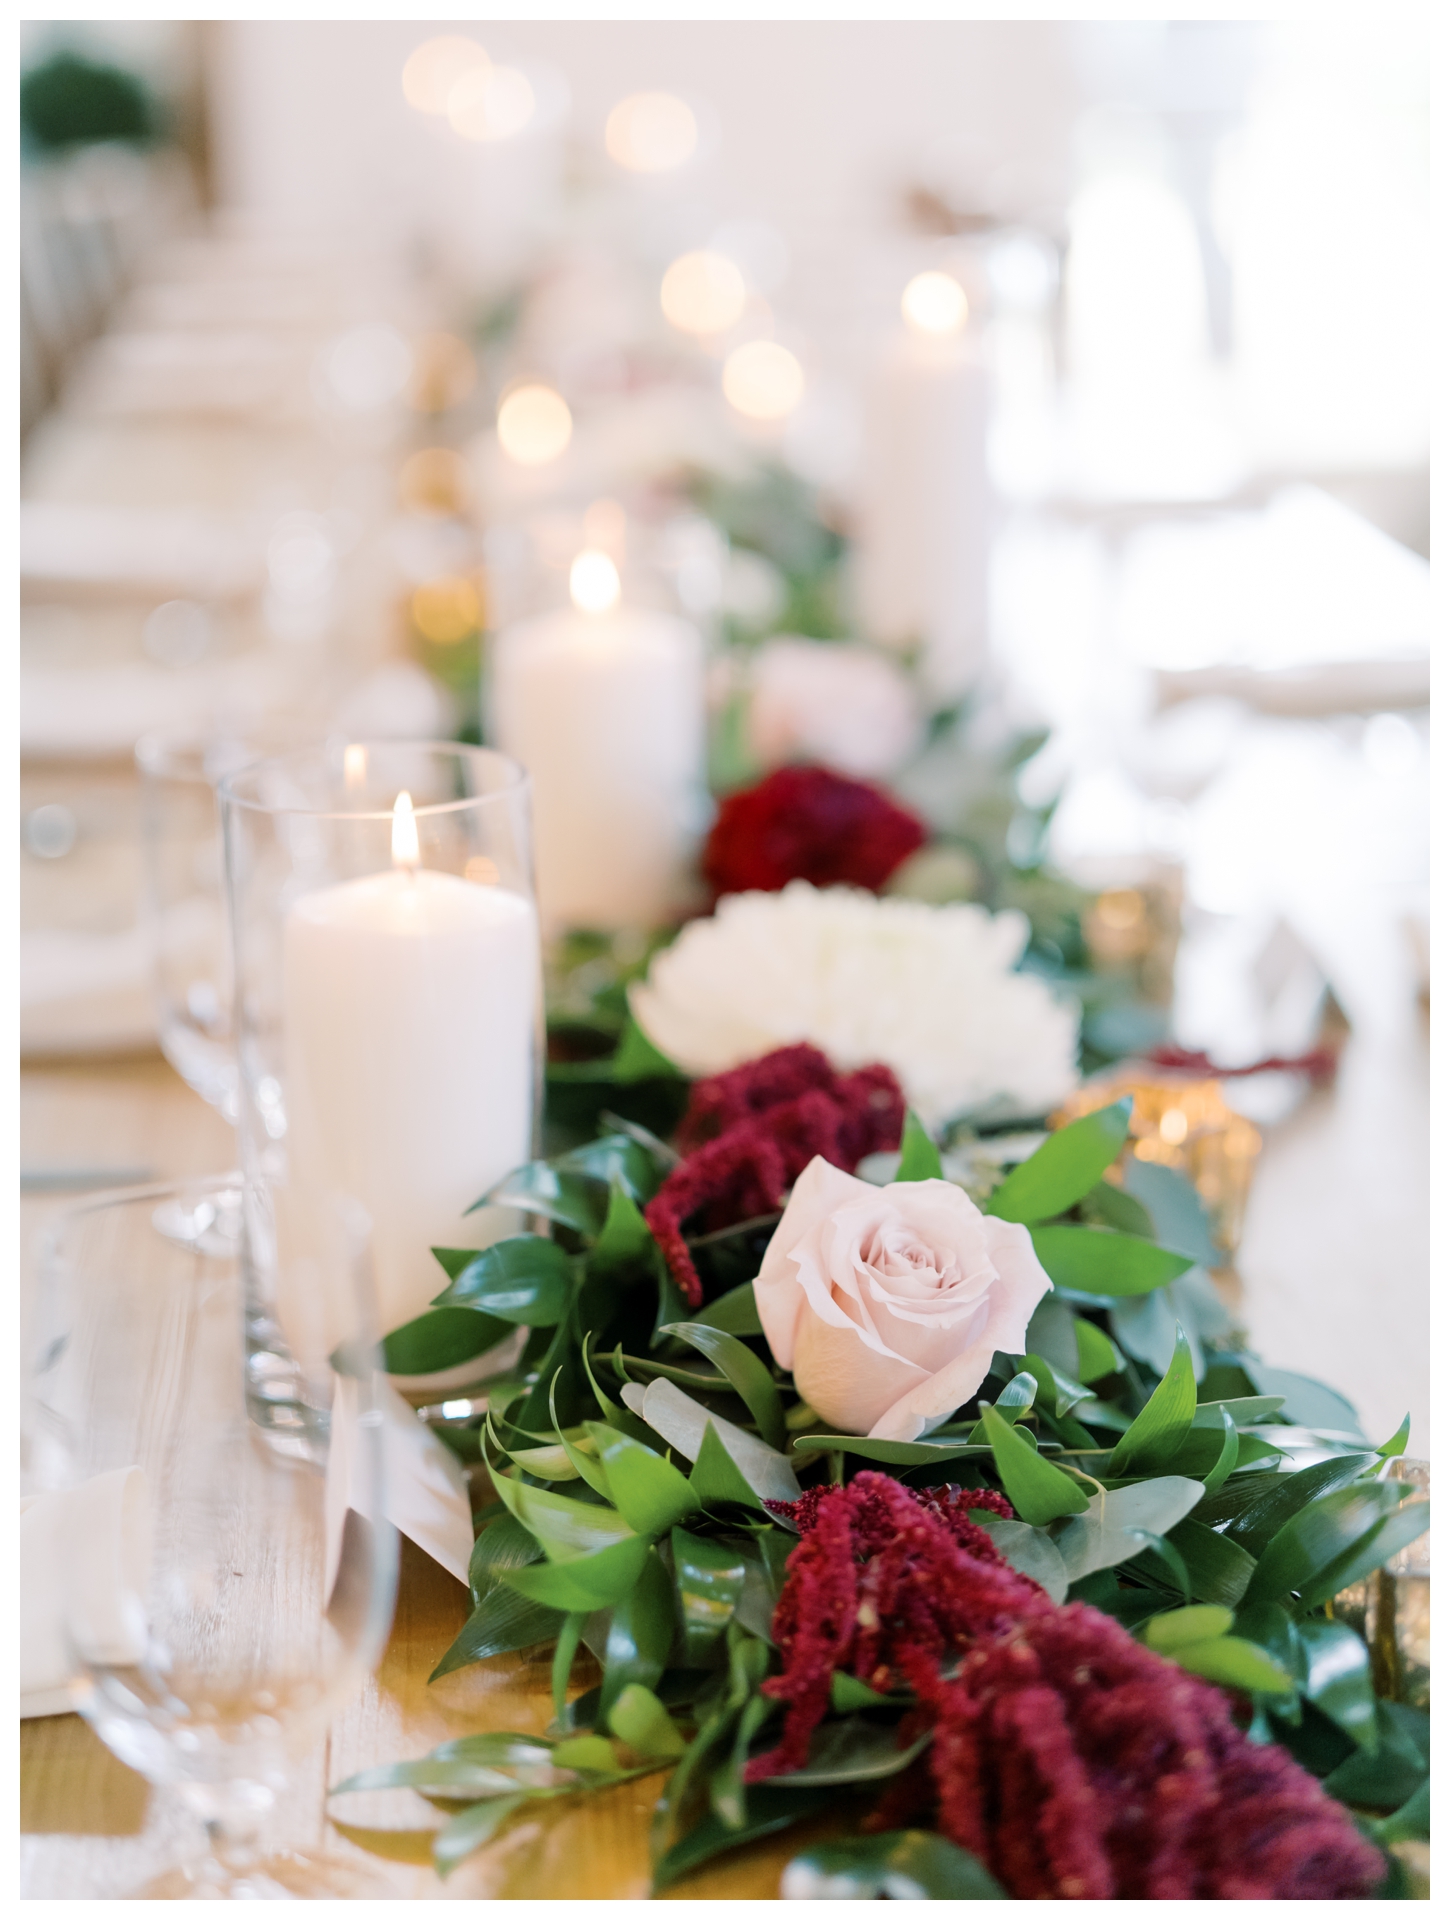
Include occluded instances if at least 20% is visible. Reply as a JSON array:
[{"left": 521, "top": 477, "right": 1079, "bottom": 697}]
[{"left": 753, "top": 1156, "right": 1053, "bottom": 1442}]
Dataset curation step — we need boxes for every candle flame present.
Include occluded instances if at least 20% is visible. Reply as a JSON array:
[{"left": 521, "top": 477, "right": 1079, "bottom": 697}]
[
  {"left": 570, "top": 549, "right": 621, "bottom": 615},
  {"left": 392, "top": 791, "right": 420, "bottom": 869},
  {"left": 343, "top": 743, "right": 367, "bottom": 790}
]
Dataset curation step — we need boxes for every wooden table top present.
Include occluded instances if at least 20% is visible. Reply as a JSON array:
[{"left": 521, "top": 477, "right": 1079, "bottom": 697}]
[{"left": 18, "top": 1054, "right": 838, "bottom": 1899}]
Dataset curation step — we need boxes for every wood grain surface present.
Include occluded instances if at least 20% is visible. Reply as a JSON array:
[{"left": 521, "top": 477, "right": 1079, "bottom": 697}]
[{"left": 19, "top": 1056, "right": 833, "bottom": 1899}]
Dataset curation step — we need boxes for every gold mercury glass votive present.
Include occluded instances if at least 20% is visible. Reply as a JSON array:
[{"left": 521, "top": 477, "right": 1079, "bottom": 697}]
[
  {"left": 1052, "top": 1068, "right": 1263, "bottom": 1260},
  {"left": 1331, "top": 1458, "right": 1430, "bottom": 1712}
]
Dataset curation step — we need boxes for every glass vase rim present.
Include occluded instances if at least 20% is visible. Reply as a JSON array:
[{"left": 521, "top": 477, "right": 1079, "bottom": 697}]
[
  {"left": 40, "top": 1171, "right": 244, "bottom": 1252},
  {"left": 215, "top": 739, "right": 529, "bottom": 823}
]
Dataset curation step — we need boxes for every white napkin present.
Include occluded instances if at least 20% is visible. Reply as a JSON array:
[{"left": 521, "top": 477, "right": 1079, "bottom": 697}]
[
  {"left": 20, "top": 1468, "right": 153, "bottom": 1719},
  {"left": 327, "top": 1377, "right": 474, "bottom": 1594}
]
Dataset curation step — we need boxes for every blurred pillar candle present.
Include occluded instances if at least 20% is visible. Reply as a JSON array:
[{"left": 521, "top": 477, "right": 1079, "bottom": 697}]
[
  {"left": 283, "top": 794, "right": 538, "bottom": 1335},
  {"left": 491, "top": 550, "right": 706, "bottom": 933},
  {"left": 855, "top": 271, "right": 991, "bottom": 701}
]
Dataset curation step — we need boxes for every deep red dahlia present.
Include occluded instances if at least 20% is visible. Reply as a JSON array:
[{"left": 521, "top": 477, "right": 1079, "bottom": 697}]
[{"left": 702, "top": 764, "right": 927, "bottom": 897}]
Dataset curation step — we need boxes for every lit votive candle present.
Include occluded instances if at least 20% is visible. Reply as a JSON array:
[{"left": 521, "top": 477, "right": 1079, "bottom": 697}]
[{"left": 282, "top": 793, "right": 539, "bottom": 1335}]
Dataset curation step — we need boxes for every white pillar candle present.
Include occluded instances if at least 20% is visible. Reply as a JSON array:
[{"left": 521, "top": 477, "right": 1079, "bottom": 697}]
[
  {"left": 491, "top": 550, "right": 706, "bottom": 933},
  {"left": 855, "top": 271, "right": 991, "bottom": 702},
  {"left": 282, "top": 795, "right": 539, "bottom": 1336}
]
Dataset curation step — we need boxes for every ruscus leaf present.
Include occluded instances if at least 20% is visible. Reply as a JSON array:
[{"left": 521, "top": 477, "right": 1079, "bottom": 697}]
[{"left": 986, "top": 1097, "right": 1132, "bottom": 1224}]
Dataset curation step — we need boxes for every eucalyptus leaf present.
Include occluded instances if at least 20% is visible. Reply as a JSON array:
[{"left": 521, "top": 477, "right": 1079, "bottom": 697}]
[
  {"left": 1022, "top": 1296, "right": 1080, "bottom": 1377},
  {"left": 1108, "top": 1287, "right": 1181, "bottom": 1376},
  {"left": 502, "top": 1533, "right": 653, "bottom": 1611},
  {"left": 1031, "top": 1225, "right": 1193, "bottom": 1297},
  {"left": 627, "top": 1378, "right": 801, "bottom": 1504},
  {"left": 584, "top": 1420, "right": 702, "bottom": 1536},
  {"left": 782, "top": 1830, "right": 1005, "bottom": 1901},
  {"left": 976, "top": 1517, "right": 1069, "bottom": 1603},
  {"left": 981, "top": 1403, "right": 1090, "bottom": 1525},
  {"left": 673, "top": 1528, "right": 747, "bottom": 1665},
  {"left": 689, "top": 1420, "right": 766, "bottom": 1513},
  {"left": 1108, "top": 1326, "right": 1197, "bottom": 1476},
  {"left": 659, "top": 1321, "right": 787, "bottom": 1452},
  {"left": 431, "top": 1236, "right": 575, "bottom": 1325},
  {"left": 1120, "top": 1157, "right": 1220, "bottom": 1266},
  {"left": 793, "top": 1434, "right": 991, "bottom": 1468},
  {"left": 690, "top": 1282, "right": 764, "bottom": 1337},
  {"left": 986, "top": 1097, "right": 1132, "bottom": 1224},
  {"left": 1052, "top": 1477, "right": 1205, "bottom": 1582},
  {"left": 896, "top": 1110, "right": 943, "bottom": 1182},
  {"left": 1238, "top": 1360, "right": 1367, "bottom": 1440},
  {"left": 607, "top": 1681, "right": 687, "bottom": 1759},
  {"left": 599, "top": 1546, "right": 676, "bottom": 1719},
  {"left": 382, "top": 1306, "right": 513, "bottom": 1376}
]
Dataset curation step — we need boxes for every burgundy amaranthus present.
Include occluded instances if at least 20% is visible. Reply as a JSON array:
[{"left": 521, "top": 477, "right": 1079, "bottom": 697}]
[
  {"left": 748, "top": 1474, "right": 1383, "bottom": 1901},
  {"left": 642, "top": 1044, "right": 903, "bottom": 1308},
  {"left": 702, "top": 764, "right": 927, "bottom": 898}
]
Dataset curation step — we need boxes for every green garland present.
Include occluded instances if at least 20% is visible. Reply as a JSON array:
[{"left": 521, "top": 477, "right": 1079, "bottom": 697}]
[{"left": 333, "top": 1100, "right": 1429, "bottom": 1892}]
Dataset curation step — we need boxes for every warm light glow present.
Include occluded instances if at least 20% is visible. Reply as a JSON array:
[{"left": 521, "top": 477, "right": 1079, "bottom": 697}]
[
  {"left": 398, "top": 446, "right": 472, "bottom": 514},
  {"left": 660, "top": 250, "right": 746, "bottom": 335},
  {"left": 447, "top": 62, "right": 535, "bottom": 141},
  {"left": 605, "top": 91, "right": 697, "bottom": 172},
  {"left": 343, "top": 744, "right": 367, "bottom": 791},
  {"left": 1160, "top": 1107, "right": 1190, "bottom": 1145},
  {"left": 902, "top": 270, "right": 970, "bottom": 336},
  {"left": 464, "top": 855, "right": 500, "bottom": 886},
  {"left": 411, "top": 576, "right": 482, "bottom": 645},
  {"left": 402, "top": 36, "right": 489, "bottom": 116},
  {"left": 721, "top": 340, "right": 804, "bottom": 420},
  {"left": 570, "top": 549, "right": 621, "bottom": 615},
  {"left": 392, "top": 791, "right": 420, "bottom": 869},
  {"left": 408, "top": 334, "right": 477, "bottom": 414},
  {"left": 497, "top": 383, "right": 573, "bottom": 465}
]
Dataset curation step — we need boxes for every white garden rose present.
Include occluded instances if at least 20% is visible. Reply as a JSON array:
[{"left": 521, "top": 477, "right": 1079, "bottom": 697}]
[
  {"left": 747, "top": 638, "right": 922, "bottom": 780},
  {"left": 629, "top": 882, "right": 1079, "bottom": 1128},
  {"left": 754, "top": 1156, "right": 1053, "bottom": 1440}
]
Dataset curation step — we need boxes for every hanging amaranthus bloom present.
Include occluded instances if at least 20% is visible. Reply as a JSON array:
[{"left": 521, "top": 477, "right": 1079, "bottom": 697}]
[
  {"left": 643, "top": 1044, "right": 903, "bottom": 1308},
  {"left": 748, "top": 1475, "right": 1384, "bottom": 1901},
  {"left": 702, "top": 764, "right": 927, "bottom": 898}
]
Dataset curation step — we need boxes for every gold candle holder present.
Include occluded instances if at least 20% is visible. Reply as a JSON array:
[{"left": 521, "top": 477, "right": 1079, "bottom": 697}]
[
  {"left": 1332, "top": 1458, "right": 1430, "bottom": 1712},
  {"left": 1052, "top": 1067, "right": 1262, "bottom": 1259},
  {"left": 1083, "top": 872, "right": 1183, "bottom": 1007}
]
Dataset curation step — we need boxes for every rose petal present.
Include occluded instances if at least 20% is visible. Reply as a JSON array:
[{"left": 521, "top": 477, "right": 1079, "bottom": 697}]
[
  {"left": 793, "top": 1309, "right": 930, "bottom": 1435},
  {"left": 753, "top": 1156, "right": 866, "bottom": 1369}
]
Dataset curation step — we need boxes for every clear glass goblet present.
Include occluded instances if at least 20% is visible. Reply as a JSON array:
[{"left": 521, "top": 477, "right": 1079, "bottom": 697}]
[{"left": 27, "top": 1175, "right": 400, "bottom": 1899}]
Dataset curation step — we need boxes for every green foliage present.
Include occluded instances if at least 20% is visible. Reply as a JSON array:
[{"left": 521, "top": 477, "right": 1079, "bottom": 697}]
[
  {"left": 1107, "top": 1326, "right": 1197, "bottom": 1475},
  {"left": 986, "top": 1098, "right": 1131, "bottom": 1223},
  {"left": 981, "top": 1404, "right": 1091, "bottom": 1524},
  {"left": 431, "top": 1235, "right": 575, "bottom": 1325},
  {"left": 895, "top": 1110, "right": 944, "bottom": 1182},
  {"left": 673, "top": 1528, "right": 748, "bottom": 1663},
  {"left": 784, "top": 1831, "right": 1005, "bottom": 1900},
  {"left": 1030, "top": 1225, "right": 1195, "bottom": 1296},
  {"left": 659, "top": 1321, "right": 787, "bottom": 1451},
  {"left": 381, "top": 1306, "right": 512, "bottom": 1376}
]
